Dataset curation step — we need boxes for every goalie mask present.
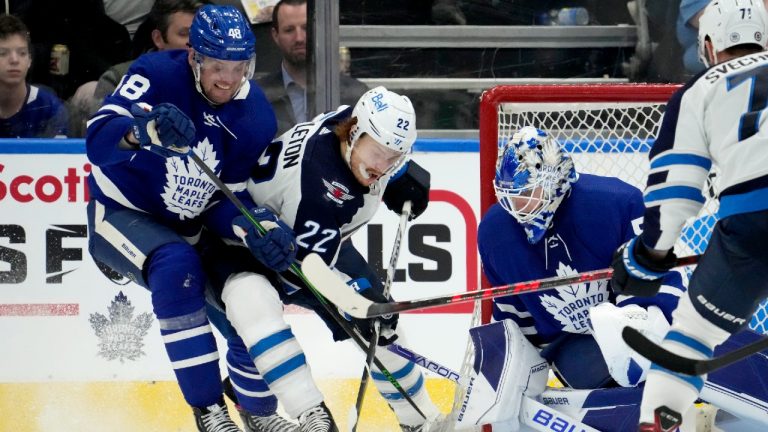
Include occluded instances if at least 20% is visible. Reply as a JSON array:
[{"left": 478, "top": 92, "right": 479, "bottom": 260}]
[
  {"left": 494, "top": 126, "right": 577, "bottom": 244},
  {"left": 697, "top": 0, "right": 768, "bottom": 68}
]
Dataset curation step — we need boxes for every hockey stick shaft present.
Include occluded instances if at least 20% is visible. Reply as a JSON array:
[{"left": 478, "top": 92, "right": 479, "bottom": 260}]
[
  {"left": 188, "top": 153, "right": 427, "bottom": 419},
  {"left": 622, "top": 326, "right": 768, "bottom": 375},
  {"left": 351, "top": 201, "right": 412, "bottom": 432},
  {"left": 386, "top": 343, "right": 464, "bottom": 385},
  {"left": 303, "top": 253, "right": 701, "bottom": 319}
]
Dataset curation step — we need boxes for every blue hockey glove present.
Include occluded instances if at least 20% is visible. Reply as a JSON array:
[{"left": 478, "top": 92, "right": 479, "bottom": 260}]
[
  {"left": 130, "top": 103, "right": 195, "bottom": 157},
  {"left": 610, "top": 237, "right": 677, "bottom": 297},
  {"left": 232, "top": 207, "right": 297, "bottom": 272},
  {"left": 383, "top": 161, "right": 431, "bottom": 220},
  {"left": 344, "top": 278, "right": 399, "bottom": 346}
]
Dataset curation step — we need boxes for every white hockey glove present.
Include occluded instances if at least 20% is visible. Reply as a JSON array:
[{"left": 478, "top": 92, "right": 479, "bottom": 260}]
[{"left": 588, "top": 303, "right": 670, "bottom": 387}]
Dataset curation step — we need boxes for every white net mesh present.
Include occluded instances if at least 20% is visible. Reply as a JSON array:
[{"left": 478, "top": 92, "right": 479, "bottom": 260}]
[{"left": 485, "top": 88, "right": 768, "bottom": 335}]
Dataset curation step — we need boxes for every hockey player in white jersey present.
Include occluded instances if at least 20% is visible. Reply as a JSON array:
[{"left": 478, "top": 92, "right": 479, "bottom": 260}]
[
  {"left": 610, "top": 0, "right": 768, "bottom": 430},
  {"left": 202, "top": 86, "right": 440, "bottom": 432}
]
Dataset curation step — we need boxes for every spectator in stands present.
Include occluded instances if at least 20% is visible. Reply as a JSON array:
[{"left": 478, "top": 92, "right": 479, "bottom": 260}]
[
  {"left": 678, "top": 0, "right": 707, "bottom": 75},
  {"left": 0, "top": 14, "right": 67, "bottom": 138},
  {"left": 102, "top": 0, "right": 155, "bottom": 38},
  {"left": 259, "top": 0, "right": 368, "bottom": 136},
  {"left": 20, "top": 0, "right": 132, "bottom": 100},
  {"left": 68, "top": 0, "right": 210, "bottom": 137}
]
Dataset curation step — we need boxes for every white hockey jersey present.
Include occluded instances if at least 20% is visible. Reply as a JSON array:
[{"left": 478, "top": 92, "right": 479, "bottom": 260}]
[
  {"left": 642, "top": 51, "right": 768, "bottom": 250},
  {"left": 246, "top": 106, "right": 394, "bottom": 292}
]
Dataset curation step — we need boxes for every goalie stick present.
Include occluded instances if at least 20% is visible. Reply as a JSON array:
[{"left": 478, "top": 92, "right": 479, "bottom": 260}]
[
  {"left": 186, "top": 150, "right": 428, "bottom": 419},
  {"left": 622, "top": 326, "right": 768, "bottom": 376},
  {"left": 302, "top": 253, "right": 701, "bottom": 319}
]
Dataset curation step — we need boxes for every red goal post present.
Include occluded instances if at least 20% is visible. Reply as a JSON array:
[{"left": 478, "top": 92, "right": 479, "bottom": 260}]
[{"left": 477, "top": 84, "right": 768, "bottom": 336}]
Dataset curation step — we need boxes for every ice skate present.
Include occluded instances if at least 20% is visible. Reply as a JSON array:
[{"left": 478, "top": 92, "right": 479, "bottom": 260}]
[
  {"left": 297, "top": 402, "right": 338, "bottom": 432},
  {"left": 638, "top": 406, "right": 682, "bottom": 432},
  {"left": 239, "top": 410, "right": 299, "bottom": 432},
  {"left": 193, "top": 399, "right": 242, "bottom": 432}
]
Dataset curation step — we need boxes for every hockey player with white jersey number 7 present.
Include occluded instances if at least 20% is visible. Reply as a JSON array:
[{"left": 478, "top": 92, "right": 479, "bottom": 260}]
[{"left": 610, "top": 0, "right": 768, "bottom": 430}]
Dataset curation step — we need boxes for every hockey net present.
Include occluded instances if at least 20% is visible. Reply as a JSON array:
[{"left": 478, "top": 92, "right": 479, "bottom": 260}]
[
  {"left": 445, "top": 84, "right": 768, "bottom": 431},
  {"left": 477, "top": 84, "right": 768, "bottom": 336}
]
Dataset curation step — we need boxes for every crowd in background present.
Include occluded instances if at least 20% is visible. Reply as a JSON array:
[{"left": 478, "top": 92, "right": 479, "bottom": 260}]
[{"left": 0, "top": 0, "right": 709, "bottom": 138}]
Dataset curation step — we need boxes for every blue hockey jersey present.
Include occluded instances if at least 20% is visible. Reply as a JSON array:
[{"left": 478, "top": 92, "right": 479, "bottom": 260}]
[
  {"left": 0, "top": 84, "right": 68, "bottom": 138},
  {"left": 478, "top": 174, "right": 684, "bottom": 347},
  {"left": 86, "top": 50, "right": 276, "bottom": 238}
]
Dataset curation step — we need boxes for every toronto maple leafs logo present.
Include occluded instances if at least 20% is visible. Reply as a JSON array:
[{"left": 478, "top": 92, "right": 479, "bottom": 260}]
[
  {"left": 89, "top": 291, "right": 153, "bottom": 362},
  {"left": 160, "top": 138, "right": 220, "bottom": 220},
  {"left": 539, "top": 262, "right": 609, "bottom": 333},
  {"left": 322, "top": 178, "right": 354, "bottom": 205}
]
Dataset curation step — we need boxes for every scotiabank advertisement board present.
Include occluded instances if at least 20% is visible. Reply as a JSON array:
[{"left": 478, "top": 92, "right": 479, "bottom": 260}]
[{"left": 0, "top": 143, "right": 479, "bottom": 431}]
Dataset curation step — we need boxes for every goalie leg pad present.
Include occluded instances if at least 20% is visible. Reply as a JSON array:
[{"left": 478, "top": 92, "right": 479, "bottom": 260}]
[
  {"left": 222, "top": 272, "right": 323, "bottom": 418},
  {"left": 455, "top": 319, "right": 549, "bottom": 429},
  {"left": 701, "top": 329, "right": 768, "bottom": 425}
]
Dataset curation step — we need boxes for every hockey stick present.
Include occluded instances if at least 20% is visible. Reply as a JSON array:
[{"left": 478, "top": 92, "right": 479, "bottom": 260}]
[
  {"left": 386, "top": 343, "right": 465, "bottom": 385},
  {"left": 302, "top": 254, "right": 701, "bottom": 319},
  {"left": 622, "top": 326, "right": 768, "bottom": 376},
  {"left": 350, "top": 201, "right": 412, "bottom": 432},
  {"left": 187, "top": 152, "right": 428, "bottom": 419}
]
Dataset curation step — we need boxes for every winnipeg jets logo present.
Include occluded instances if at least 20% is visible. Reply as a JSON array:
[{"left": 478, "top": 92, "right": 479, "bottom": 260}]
[
  {"left": 539, "top": 262, "right": 609, "bottom": 333},
  {"left": 160, "top": 137, "right": 219, "bottom": 219},
  {"left": 322, "top": 178, "right": 353, "bottom": 205}
]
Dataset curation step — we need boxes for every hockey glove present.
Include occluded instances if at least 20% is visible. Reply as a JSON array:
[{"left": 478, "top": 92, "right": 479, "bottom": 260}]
[
  {"left": 130, "top": 102, "right": 195, "bottom": 157},
  {"left": 345, "top": 278, "right": 399, "bottom": 346},
  {"left": 610, "top": 237, "right": 677, "bottom": 297},
  {"left": 232, "top": 207, "right": 297, "bottom": 273},
  {"left": 383, "top": 160, "right": 431, "bottom": 220}
]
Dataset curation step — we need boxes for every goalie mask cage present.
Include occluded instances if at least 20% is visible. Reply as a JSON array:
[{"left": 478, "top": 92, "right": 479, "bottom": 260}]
[{"left": 478, "top": 83, "right": 768, "bottom": 336}]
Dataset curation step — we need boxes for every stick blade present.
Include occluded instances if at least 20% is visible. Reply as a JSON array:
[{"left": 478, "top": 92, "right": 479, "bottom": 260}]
[
  {"left": 301, "top": 253, "right": 373, "bottom": 319},
  {"left": 621, "top": 326, "right": 699, "bottom": 375}
]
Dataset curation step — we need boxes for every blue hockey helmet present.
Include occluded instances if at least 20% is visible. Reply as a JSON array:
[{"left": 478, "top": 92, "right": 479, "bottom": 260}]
[
  {"left": 189, "top": 5, "right": 255, "bottom": 61},
  {"left": 494, "top": 126, "right": 577, "bottom": 244}
]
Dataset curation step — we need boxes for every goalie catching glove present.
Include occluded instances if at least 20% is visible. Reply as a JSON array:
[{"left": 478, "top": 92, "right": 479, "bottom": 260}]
[
  {"left": 343, "top": 278, "right": 399, "bottom": 346},
  {"left": 611, "top": 237, "right": 677, "bottom": 297},
  {"left": 130, "top": 102, "right": 196, "bottom": 157},
  {"left": 232, "top": 207, "right": 297, "bottom": 272}
]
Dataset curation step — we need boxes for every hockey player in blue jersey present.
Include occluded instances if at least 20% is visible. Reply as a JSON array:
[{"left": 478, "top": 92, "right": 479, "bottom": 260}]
[
  {"left": 610, "top": 1, "right": 768, "bottom": 431},
  {"left": 201, "top": 86, "right": 440, "bottom": 432},
  {"left": 85, "top": 5, "right": 298, "bottom": 432},
  {"left": 467, "top": 126, "right": 687, "bottom": 430}
]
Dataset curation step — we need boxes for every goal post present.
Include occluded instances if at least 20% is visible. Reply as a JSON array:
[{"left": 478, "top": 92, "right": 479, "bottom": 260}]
[{"left": 477, "top": 83, "right": 768, "bottom": 334}]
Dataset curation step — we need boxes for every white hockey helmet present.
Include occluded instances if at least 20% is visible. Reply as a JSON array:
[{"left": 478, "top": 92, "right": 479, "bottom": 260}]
[
  {"left": 349, "top": 86, "right": 417, "bottom": 154},
  {"left": 697, "top": 0, "right": 768, "bottom": 68}
]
